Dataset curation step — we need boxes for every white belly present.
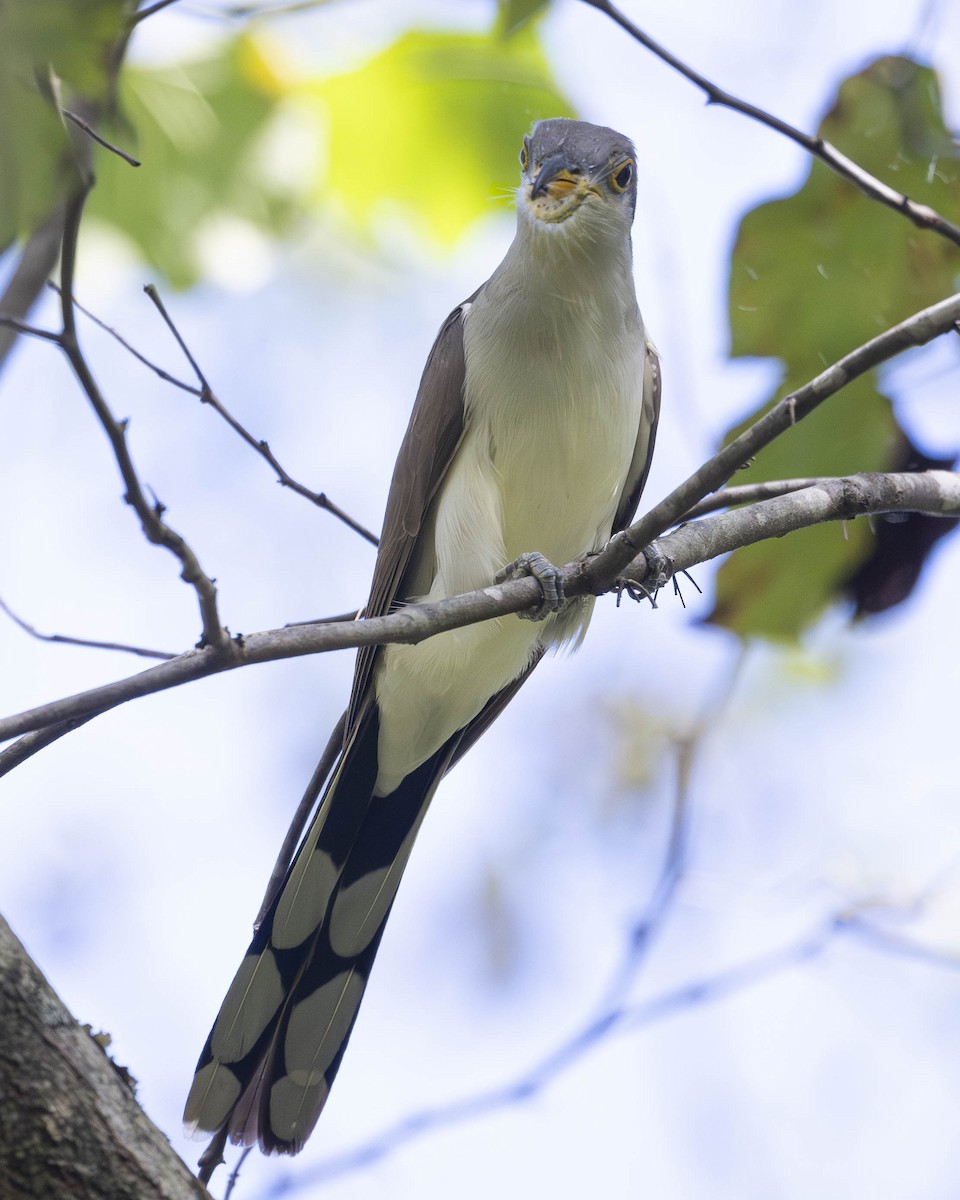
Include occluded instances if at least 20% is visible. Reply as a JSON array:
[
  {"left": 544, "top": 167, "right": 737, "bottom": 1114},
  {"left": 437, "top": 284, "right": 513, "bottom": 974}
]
[{"left": 374, "top": 269, "right": 646, "bottom": 796}]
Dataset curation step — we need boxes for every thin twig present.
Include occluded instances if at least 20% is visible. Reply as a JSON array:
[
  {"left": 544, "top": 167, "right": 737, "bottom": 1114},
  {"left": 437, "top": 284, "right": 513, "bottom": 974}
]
[
  {"left": 0, "top": 315, "right": 61, "bottom": 342},
  {"left": 47, "top": 281, "right": 200, "bottom": 392},
  {"left": 133, "top": 0, "right": 184, "bottom": 22},
  {"left": 0, "top": 209, "right": 66, "bottom": 371},
  {"left": 61, "top": 108, "right": 141, "bottom": 167},
  {"left": 681, "top": 477, "right": 829, "bottom": 520},
  {"left": 285, "top": 610, "right": 361, "bottom": 627},
  {"left": 0, "top": 595, "right": 175, "bottom": 661},
  {"left": 581, "top": 0, "right": 960, "bottom": 248},
  {"left": 53, "top": 185, "right": 231, "bottom": 651},
  {"left": 253, "top": 896, "right": 960, "bottom": 1196},
  {"left": 223, "top": 1146, "right": 254, "bottom": 1200},
  {"left": 141, "top": 285, "right": 379, "bottom": 546}
]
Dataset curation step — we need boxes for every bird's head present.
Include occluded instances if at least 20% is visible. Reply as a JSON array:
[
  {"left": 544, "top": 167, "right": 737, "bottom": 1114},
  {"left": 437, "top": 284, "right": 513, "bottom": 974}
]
[{"left": 517, "top": 118, "right": 637, "bottom": 243}]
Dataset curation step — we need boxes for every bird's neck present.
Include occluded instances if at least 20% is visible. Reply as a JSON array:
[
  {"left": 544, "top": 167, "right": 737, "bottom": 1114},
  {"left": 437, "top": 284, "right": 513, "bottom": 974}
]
[{"left": 487, "top": 215, "right": 638, "bottom": 330}]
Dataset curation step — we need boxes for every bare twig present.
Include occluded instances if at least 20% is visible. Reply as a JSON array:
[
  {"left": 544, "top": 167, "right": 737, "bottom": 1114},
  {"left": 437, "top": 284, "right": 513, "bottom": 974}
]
[
  {"left": 138, "top": 285, "right": 380, "bottom": 546},
  {"left": 47, "top": 281, "right": 201, "bottom": 392},
  {"left": 133, "top": 0, "right": 185, "bottom": 22},
  {"left": 61, "top": 108, "right": 141, "bottom": 167},
  {"left": 223, "top": 1147, "right": 254, "bottom": 1200},
  {"left": 681, "top": 477, "right": 828, "bottom": 520},
  {"left": 52, "top": 186, "right": 231, "bottom": 651},
  {"left": 582, "top": 0, "right": 960, "bottom": 248},
  {"left": 0, "top": 315, "right": 61, "bottom": 343},
  {"left": 251, "top": 917, "right": 832, "bottom": 1195},
  {"left": 1, "top": 469, "right": 958, "bottom": 752},
  {"left": 0, "top": 594, "right": 175, "bottom": 661}
]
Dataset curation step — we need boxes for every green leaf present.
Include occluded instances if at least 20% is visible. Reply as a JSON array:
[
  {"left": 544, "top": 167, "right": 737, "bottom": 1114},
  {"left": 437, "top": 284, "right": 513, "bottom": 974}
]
[
  {"left": 85, "top": 24, "right": 572, "bottom": 284},
  {"left": 710, "top": 376, "right": 895, "bottom": 640},
  {"left": 88, "top": 35, "right": 295, "bottom": 288},
  {"left": 497, "top": 0, "right": 552, "bottom": 36},
  {"left": 306, "top": 27, "right": 574, "bottom": 244},
  {"left": 0, "top": 0, "right": 132, "bottom": 250},
  {"left": 731, "top": 58, "right": 960, "bottom": 365},
  {"left": 709, "top": 56, "right": 960, "bottom": 641}
]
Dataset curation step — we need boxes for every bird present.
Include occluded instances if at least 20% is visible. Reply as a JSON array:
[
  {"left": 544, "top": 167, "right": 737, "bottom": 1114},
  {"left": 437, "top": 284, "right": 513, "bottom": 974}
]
[{"left": 184, "top": 117, "right": 661, "bottom": 1157}]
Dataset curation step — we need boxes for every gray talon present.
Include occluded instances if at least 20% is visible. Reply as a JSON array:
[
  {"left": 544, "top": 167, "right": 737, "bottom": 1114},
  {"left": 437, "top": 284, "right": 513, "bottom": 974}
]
[{"left": 496, "top": 551, "right": 565, "bottom": 620}]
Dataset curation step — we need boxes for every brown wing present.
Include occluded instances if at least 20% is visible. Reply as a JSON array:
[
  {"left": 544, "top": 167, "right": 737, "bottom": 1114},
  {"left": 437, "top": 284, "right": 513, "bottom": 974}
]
[
  {"left": 612, "top": 337, "right": 662, "bottom": 534},
  {"left": 346, "top": 295, "right": 477, "bottom": 729}
]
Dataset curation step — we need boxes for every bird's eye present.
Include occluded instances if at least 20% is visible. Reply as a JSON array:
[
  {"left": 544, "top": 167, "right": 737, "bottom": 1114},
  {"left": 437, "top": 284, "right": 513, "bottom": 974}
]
[
  {"left": 520, "top": 139, "right": 530, "bottom": 172},
  {"left": 610, "top": 159, "right": 634, "bottom": 192}
]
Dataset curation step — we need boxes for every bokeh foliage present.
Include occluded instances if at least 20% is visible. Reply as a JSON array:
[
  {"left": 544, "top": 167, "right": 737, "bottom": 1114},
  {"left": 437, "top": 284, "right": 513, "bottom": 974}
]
[
  {"left": 710, "top": 56, "right": 960, "bottom": 640},
  {"left": 90, "top": 22, "right": 571, "bottom": 284},
  {"left": 0, "top": 0, "right": 133, "bottom": 252}
]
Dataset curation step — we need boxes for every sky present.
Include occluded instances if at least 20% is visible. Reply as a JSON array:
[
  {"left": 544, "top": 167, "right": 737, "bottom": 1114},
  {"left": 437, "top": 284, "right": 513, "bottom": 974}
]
[{"left": 3, "top": 1, "right": 960, "bottom": 1198}]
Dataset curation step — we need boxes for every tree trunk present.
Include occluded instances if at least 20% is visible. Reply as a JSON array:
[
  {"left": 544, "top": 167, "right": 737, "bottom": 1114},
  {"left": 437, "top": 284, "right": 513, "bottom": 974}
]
[{"left": 0, "top": 915, "right": 209, "bottom": 1200}]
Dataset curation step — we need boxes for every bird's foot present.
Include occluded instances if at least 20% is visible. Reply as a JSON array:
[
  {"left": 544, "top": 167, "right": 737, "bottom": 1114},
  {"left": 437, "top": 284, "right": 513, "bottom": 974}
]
[
  {"left": 496, "top": 551, "right": 565, "bottom": 621},
  {"left": 615, "top": 540, "right": 672, "bottom": 610}
]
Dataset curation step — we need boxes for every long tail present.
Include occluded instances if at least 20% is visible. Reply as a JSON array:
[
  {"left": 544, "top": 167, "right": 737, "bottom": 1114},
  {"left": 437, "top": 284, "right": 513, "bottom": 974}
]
[{"left": 184, "top": 711, "right": 453, "bottom": 1154}]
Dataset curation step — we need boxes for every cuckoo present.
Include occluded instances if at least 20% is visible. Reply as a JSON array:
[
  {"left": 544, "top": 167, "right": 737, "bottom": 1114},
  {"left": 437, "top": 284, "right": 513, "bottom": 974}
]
[{"left": 185, "top": 117, "right": 661, "bottom": 1157}]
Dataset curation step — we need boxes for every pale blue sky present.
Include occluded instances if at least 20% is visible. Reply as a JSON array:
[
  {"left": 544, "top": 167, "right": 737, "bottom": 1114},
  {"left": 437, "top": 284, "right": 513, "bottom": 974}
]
[{"left": 2, "top": 2, "right": 960, "bottom": 1198}]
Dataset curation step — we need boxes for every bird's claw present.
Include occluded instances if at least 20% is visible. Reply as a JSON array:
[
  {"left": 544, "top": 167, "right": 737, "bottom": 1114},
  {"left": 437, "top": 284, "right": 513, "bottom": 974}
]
[
  {"left": 615, "top": 540, "right": 672, "bottom": 610},
  {"left": 496, "top": 551, "right": 565, "bottom": 621}
]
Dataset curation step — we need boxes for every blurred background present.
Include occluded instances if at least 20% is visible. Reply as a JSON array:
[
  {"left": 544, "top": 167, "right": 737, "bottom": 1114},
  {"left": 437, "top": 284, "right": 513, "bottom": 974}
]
[{"left": 2, "top": 1, "right": 960, "bottom": 1197}]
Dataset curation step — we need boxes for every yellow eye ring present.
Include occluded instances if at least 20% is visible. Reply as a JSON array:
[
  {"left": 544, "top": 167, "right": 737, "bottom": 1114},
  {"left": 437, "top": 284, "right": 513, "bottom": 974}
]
[
  {"left": 610, "top": 159, "right": 634, "bottom": 192},
  {"left": 520, "top": 138, "right": 530, "bottom": 172}
]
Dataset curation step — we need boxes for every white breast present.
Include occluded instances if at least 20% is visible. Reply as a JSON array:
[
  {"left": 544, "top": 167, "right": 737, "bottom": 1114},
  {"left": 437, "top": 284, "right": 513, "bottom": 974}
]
[{"left": 374, "top": 219, "right": 647, "bottom": 796}]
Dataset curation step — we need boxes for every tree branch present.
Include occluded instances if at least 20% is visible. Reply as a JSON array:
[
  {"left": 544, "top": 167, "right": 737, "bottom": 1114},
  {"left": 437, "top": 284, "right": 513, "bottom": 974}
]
[
  {"left": 0, "top": 915, "right": 211, "bottom": 1200},
  {"left": 582, "top": 0, "right": 960, "bottom": 248},
  {"left": 1, "top": 469, "right": 957, "bottom": 751},
  {"left": 681, "top": 477, "right": 830, "bottom": 519},
  {"left": 0, "top": 186, "right": 233, "bottom": 652},
  {"left": 582, "top": 290, "right": 960, "bottom": 589},
  {"left": 0, "top": 594, "right": 175, "bottom": 661},
  {"left": 0, "top": 209, "right": 66, "bottom": 374},
  {"left": 141, "top": 285, "right": 379, "bottom": 546}
]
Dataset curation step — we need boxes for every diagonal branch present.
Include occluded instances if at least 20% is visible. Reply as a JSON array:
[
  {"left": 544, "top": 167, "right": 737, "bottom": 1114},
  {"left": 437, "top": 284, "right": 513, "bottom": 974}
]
[
  {"left": 51, "top": 280, "right": 379, "bottom": 547},
  {"left": 582, "top": 0, "right": 960, "bottom": 248},
  {"left": 141, "top": 286, "right": 379, "bottom": 545},
  {"left": 581, "top": 290, "right": 960, "bottom": 589},
  {"left": 2, "top": 469, "right": 958, "bottom": 755},
  {"left": 0, "top": 594, "right": 175, "bottom": 661}
]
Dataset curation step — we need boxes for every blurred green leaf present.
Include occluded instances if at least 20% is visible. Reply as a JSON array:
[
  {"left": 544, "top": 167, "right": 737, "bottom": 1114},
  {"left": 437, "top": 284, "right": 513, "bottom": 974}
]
[
  {"left": 0, "top": 0, "right": 132, "bottom": 250},
  {"left": 89, "top": 34, "right": 295, "bottom": 287},
  {"left": 710, "top": 56, "right": 960, "bottom": 641},
  {"left": 497, "top": 0, "right": 552, "bottom": 36},
  {"left": 306, "top": 27, "right": 573, "bottom": 243},
  {"left": 87, "top": 23, "right": 572, "bottom": 284}
]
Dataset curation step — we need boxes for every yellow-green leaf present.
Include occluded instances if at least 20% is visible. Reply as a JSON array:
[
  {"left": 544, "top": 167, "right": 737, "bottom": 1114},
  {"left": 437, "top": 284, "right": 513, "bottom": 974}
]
[
  {"left": 89, "top": 34, "right": 295, "bottom": 288},
  {"left": 305, "top": 27, "right": 573, "bottom": 244}
]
